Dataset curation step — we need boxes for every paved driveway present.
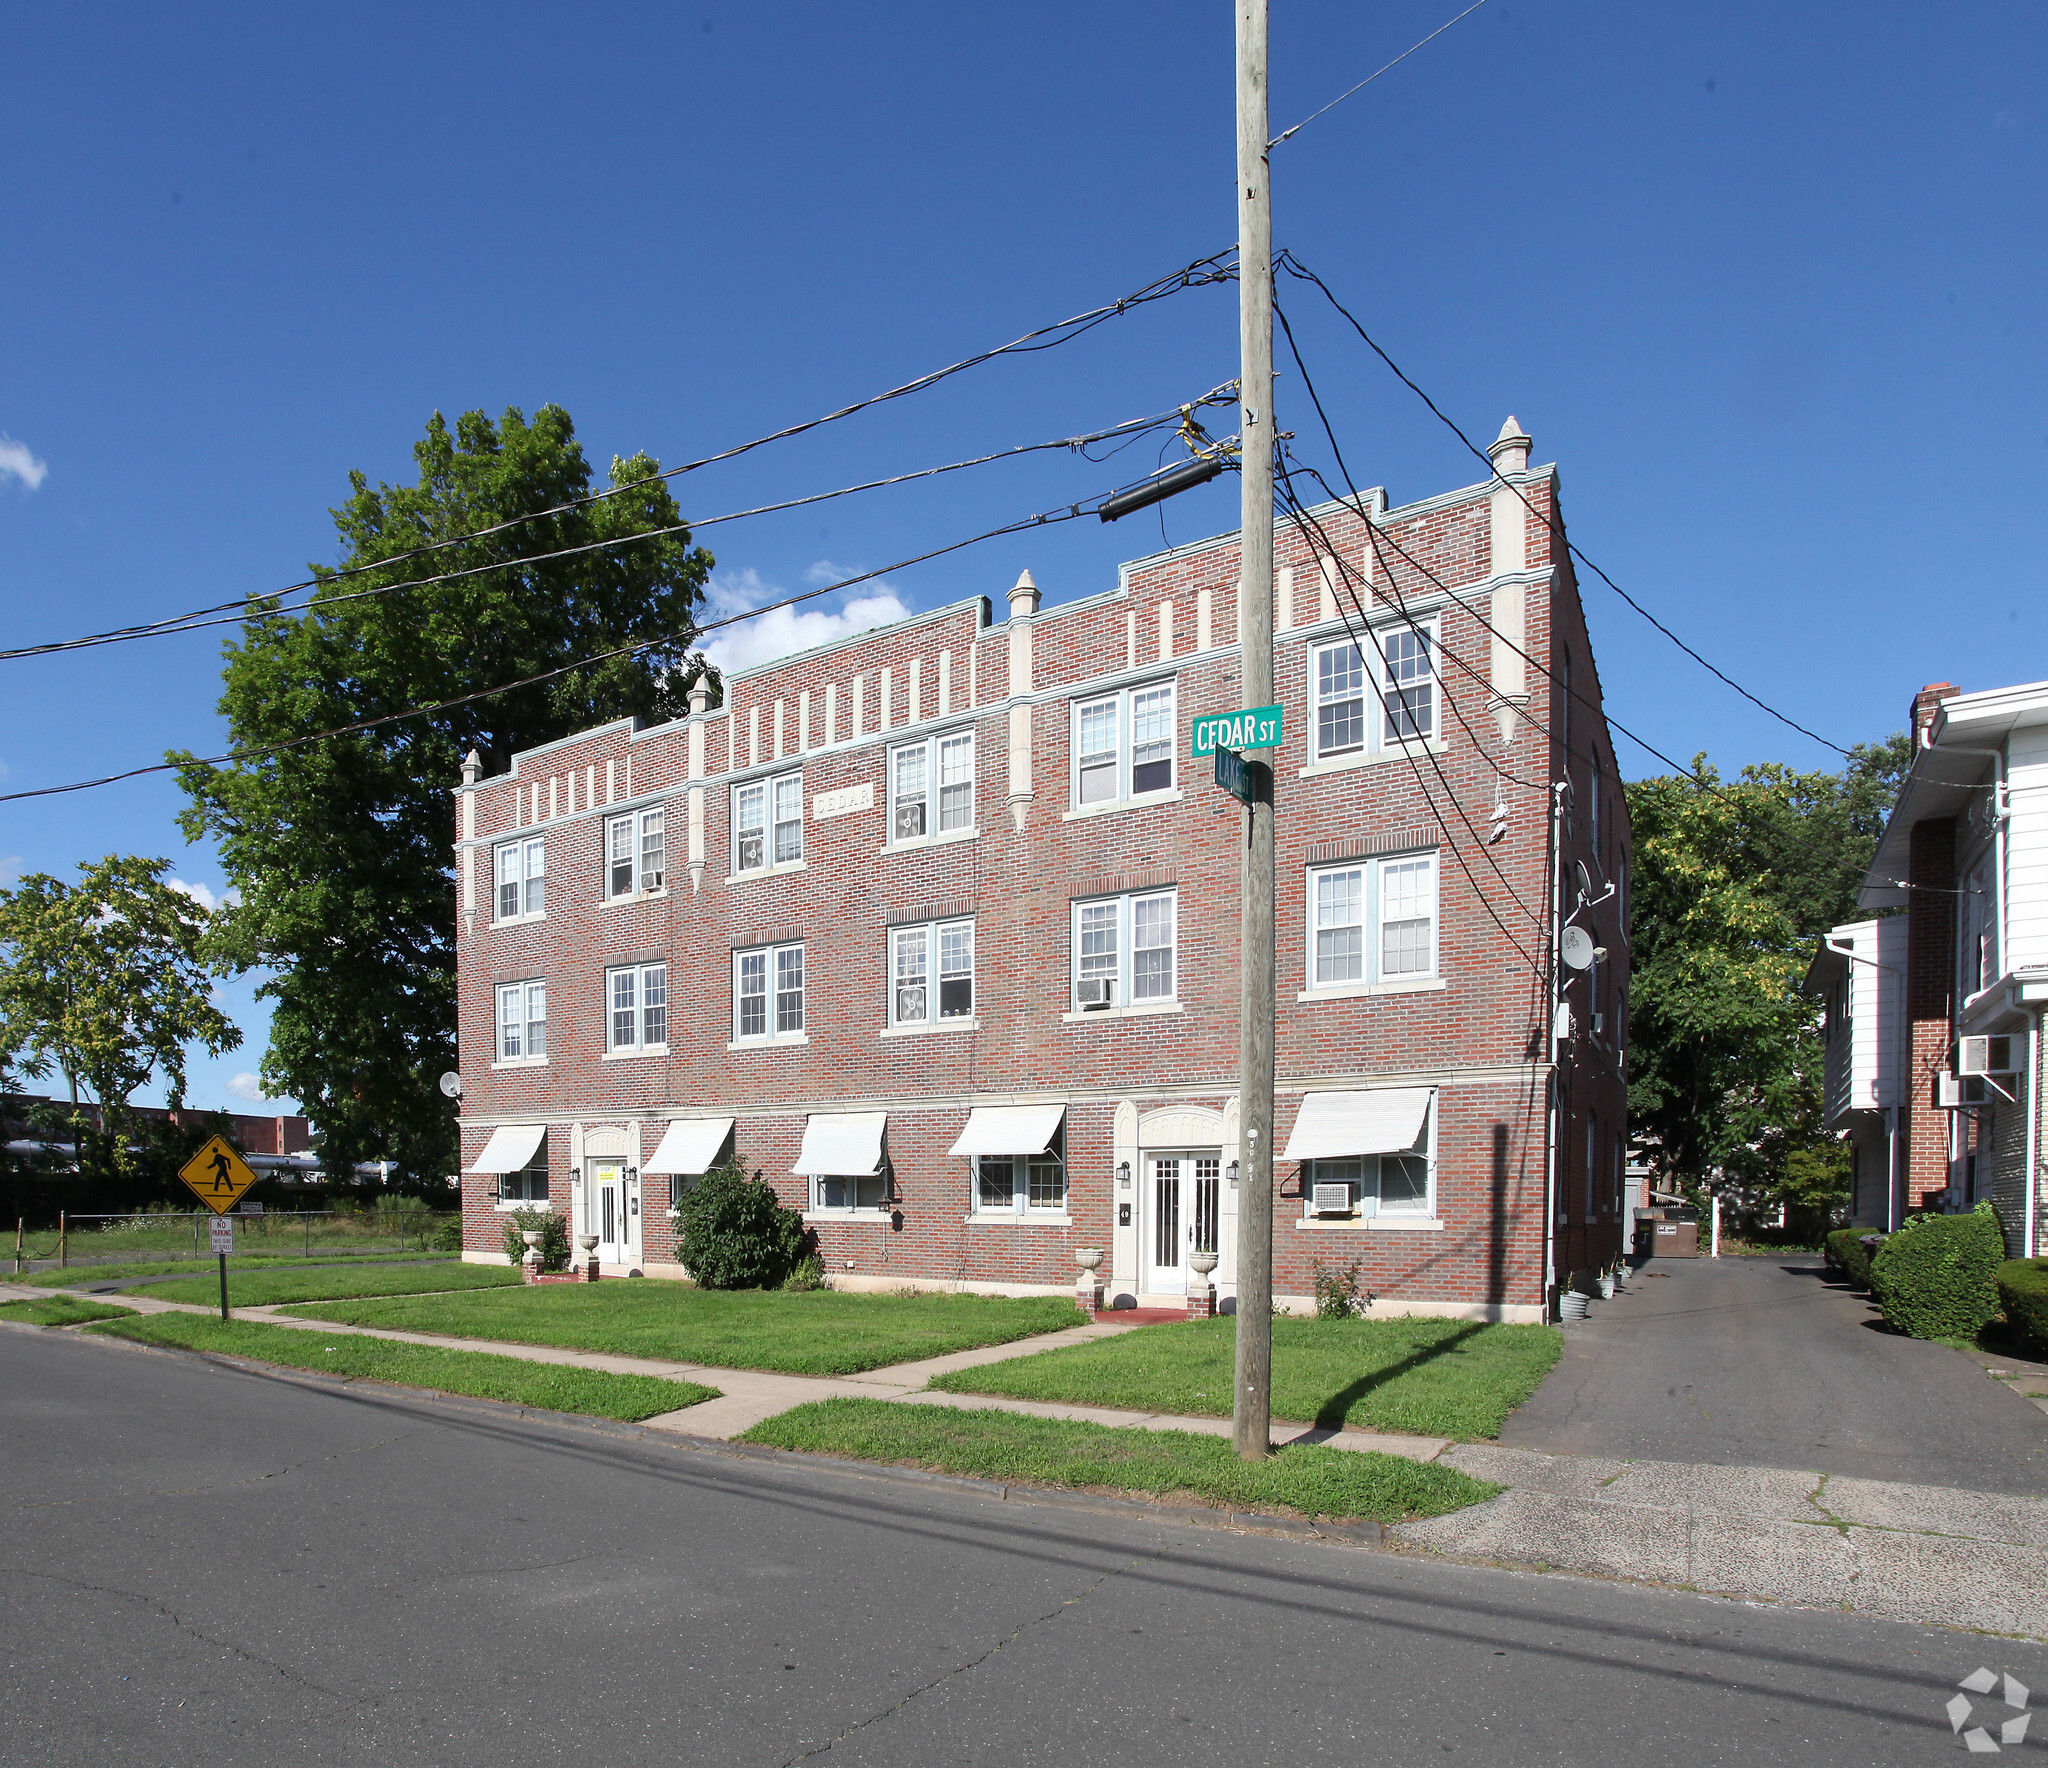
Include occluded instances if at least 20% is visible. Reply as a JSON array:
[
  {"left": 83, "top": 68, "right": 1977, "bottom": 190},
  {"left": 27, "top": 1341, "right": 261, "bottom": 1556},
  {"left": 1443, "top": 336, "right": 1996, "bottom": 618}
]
[{"left": 1504, "top": 1254, "right": 2048, "bottom": 1493}]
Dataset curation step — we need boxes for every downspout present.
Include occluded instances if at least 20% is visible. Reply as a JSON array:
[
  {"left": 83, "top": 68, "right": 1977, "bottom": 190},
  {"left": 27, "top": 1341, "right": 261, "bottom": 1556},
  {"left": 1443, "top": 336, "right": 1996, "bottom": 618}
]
[
  {"left": 1544, "top": 779, "right": 1567, "bottom": 1316},
  {"left": 2027, "top": 1007, "right": 2041, "bottom": 1259}
]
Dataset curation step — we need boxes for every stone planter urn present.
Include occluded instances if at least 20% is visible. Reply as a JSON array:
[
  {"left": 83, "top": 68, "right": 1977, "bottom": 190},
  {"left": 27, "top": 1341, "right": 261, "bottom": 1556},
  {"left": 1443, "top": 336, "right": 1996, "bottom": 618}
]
[
  {"left": 578, "top": 1233, "right": 601, "bottom": 1283},
  {"left": 1074, "top": 1247, "right": 1105, "bottom": 1315},
  {"left": 1185, "top": 1249, "right": 1220, "bottom": 1320},
  {"left": 520, "top": 1228, "right": 544, "bottom": 1283},
  {"left": 1188, "top": 1251, "right": 1219, "bottom": 1277}
]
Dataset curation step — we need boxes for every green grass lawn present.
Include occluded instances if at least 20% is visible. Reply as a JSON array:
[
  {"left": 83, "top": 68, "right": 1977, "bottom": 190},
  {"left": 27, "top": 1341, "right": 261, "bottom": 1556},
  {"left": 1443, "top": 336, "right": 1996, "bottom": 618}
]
[
  {"left": 87, "top": 1313, "right": 716, "bottom": 1421},
  {"left": 142, "top": 1261, "right": 524, "bottom": 1307},
  {"left": 281, "top": 1285, "right": 1086, "bottom": 1375},
  {"left": 740, "top": 1398, "right": 1499, "bottom": 1523},
  {"left": 930, "top": 1316, "right": 1563, "bottom": 1440},
  {"left": 0, "top": 1295, "right": 138, "bottom": 1327},
  {"left": 21, "top": 1252, "right": 459, "bottom": 1288}
]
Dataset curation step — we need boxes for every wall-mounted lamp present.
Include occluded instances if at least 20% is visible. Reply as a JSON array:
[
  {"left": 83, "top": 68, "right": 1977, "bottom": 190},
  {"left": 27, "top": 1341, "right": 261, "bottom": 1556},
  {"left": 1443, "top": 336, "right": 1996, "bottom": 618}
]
[
  {"left": 1116, "top": 1161, "right": 1131, "bottom": 1190},
  {"left": 1226, "top": 1160, "right": 1240, "bottom": 1187}
]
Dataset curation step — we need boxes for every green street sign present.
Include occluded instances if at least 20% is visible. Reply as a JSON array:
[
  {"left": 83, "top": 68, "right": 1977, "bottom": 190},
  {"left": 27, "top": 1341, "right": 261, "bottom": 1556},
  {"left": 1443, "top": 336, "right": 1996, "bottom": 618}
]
[
  {"left": 1214, "top": 747, "right": 1268, "bottom": 806},
  {"left": 1191, "top": 702, "right": 1283, "bottom": 757}
]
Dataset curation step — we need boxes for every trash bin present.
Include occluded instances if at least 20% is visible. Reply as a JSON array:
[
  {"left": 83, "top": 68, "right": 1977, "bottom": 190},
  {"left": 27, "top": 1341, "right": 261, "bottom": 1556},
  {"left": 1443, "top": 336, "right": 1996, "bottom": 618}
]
[{"left": 1652, "top": 1220, "right": 1700, "bottom": 1258}]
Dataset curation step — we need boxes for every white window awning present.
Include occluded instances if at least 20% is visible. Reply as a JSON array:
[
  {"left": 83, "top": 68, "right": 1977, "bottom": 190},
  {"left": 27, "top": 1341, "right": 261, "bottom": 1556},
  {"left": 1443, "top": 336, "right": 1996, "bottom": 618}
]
[
  {"left": 946, "top": 1104, "right": 1065, "bottom": 1159},
  {"left": 467, "top": 1123, "right": 547, "bottom": 1175},
  {"left": 792, "top": 1111, "right": 887, "bottom": 1177},
  {"left": 643, "top": 1118, "right": 734, "bottom": 1176},
  {"left": 1283, "top": 1090, "right": 1433, "bottom": 1162}
]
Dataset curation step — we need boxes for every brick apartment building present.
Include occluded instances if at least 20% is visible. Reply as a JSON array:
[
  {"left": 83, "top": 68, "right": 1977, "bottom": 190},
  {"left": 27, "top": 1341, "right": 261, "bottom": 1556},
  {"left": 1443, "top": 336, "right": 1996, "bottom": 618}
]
[
  {"left": 452, "top": 419, "right": 1632, "bottom": 1321},
  {"left": 1817, "top": 677, "right": 2048, "bottom": 1246}
]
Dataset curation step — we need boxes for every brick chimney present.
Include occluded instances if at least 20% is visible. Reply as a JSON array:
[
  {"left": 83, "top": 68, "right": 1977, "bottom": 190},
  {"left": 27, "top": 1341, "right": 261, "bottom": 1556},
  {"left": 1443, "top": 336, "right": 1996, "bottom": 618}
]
[{"left": 1909, "top": 682, "right": 1960, "bottom": 749}]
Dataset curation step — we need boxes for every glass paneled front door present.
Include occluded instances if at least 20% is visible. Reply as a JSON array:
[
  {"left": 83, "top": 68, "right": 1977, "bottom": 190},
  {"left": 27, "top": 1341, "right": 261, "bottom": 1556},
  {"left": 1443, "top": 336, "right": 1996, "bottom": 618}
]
[
  {"left": 1144, "top": 1151, "right": 1221, "bottom": 1295},
  {"left": 590, "top": 1161, "right": 632, "bottom": 1264}
]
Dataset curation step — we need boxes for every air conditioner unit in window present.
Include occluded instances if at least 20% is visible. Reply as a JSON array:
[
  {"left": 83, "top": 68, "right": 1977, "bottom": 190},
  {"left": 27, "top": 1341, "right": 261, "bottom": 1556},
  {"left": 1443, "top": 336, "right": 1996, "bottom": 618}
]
[
  {"left": 1936, "top": 1072, "right": 1990, "bottom": 1109},
  {"left": 1075, "top": 977, "right": 1115, "bottom": 1009},
  {"left": 1311, "top": 1182, "right": 1354, "bottom": 1216},
  {"left": 1959, "top": 1035, "right": 2017, "bottom": 1076}
]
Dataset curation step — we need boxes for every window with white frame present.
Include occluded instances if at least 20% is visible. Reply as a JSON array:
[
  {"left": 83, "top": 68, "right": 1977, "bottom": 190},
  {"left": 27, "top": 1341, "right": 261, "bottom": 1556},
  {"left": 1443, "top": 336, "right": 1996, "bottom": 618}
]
[
  {"left": 496, "top": 980, "right": 546, "bottom": 1062},
  {"left": 813, "top": 1169, "right": 888, "bottom": 1212},
  {"left": 494, "top": 837, "right": 545, "bottom": 921},
  {"left": 889, "top": 918, "right": 974, "bottom": 1027},
  {"left": 1071, "top": 681, "right": 1176, "bottom": 807},
  {"left": 889, "top": 730, "right": 975, "bottom": 841},
  {"left": 1303, "top": 1145, "right": 1433, "bottom": 1218},
  {"left": 1306, "top": 854, "right": 1438, "bottom": 987},
  {"left": 1071, "top": 889, "right": 1176, "bottom": 1011},
  {"left": 1311, "top": 624, "right": 1438, "bottom": 761},
  {"left": 606, "top": 962, "right": 668, "bottom": 1052},
  {"left": 735, "top": 941, "right": 805, "bottom": 1041},
  {"left": 605, "top": 808, "right": 665, "bottom": 898},
  {"left": 499, "top": 1154, "right": 549, "bottom": 1204},
  {"left": 975, "top": 1127, "right": 1067, "bottom": 1217},
  {"left": 734, "top": 772, "right": 803, "bottom": 874}
]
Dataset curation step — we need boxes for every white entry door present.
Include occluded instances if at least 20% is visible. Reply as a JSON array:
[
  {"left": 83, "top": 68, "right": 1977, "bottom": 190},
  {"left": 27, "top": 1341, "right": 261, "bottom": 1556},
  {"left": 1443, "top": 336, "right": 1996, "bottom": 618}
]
[
  {"left": 590, "top": 1161, "right": 633, "bottom": 1265},
  {"left": 1144, "top": 1151, "right": 1222, "bottom": 1295}
]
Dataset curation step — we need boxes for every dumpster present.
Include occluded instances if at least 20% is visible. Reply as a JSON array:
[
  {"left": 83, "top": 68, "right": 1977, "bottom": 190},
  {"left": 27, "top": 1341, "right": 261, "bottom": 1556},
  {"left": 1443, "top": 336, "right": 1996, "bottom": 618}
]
[{"left": 1651, "top": 1219, "right": 1700, "bottom": 1258}]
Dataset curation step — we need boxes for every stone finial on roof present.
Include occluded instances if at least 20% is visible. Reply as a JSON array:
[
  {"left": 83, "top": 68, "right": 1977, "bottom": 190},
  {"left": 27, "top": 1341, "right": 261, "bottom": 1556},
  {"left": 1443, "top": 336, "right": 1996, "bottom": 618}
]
[
  {"left": 460, "top": 749, "right": 482, "bottom": 785},
  {"left": 1488, "top": 416, "right": 1532, "bottom": 476},
  {"left": 1008, "top": 569, "right": 1041, "bottom": 620}
]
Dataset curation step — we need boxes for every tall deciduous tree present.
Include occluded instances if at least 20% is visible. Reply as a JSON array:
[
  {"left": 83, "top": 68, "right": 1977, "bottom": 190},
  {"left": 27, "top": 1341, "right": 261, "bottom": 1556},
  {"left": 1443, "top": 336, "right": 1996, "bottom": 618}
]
[
  {"left": 1624, "top": 735, "right": 1911, "bottom": 1227},
  {"left": 0, "top": 856, "right": 241, "bottom": 1182},
  {"left": 176, "top": 406, "right": 712, "bottom": 1184}
]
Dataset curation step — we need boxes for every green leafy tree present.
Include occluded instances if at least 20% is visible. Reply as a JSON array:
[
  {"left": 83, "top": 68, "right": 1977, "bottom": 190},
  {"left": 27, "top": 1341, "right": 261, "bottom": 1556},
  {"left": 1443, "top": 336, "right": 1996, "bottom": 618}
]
[
  {"left": 1624, "top": 736, "right": 1911, "bottom": 1222},
  {"left": 675, "top": 1164, "right": 811, "bottom": 1289},
  {"left": 0, "top": 856, "right": 241, "bottom": 1183},
  {"left": 176, "top": 406, "right": 712, "bottom": 1184}
]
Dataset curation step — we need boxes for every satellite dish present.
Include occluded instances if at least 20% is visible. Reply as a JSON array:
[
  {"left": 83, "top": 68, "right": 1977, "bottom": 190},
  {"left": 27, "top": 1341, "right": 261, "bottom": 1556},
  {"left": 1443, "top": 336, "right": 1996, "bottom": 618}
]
[
  {"left": 1560, "top": 926, "right": 1596, "bottom": 971},
  {"left": 437, "top": 1071, "right": 463, "bottom": 1099},
  {"left": 1574, "top": 861, "right": 1594, "bottom": 901}
]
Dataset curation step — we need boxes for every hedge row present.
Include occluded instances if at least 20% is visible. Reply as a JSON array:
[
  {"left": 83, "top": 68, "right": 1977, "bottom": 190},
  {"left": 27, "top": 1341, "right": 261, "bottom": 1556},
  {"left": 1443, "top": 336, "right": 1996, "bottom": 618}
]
[
  {"left": 1996, "top": 1258, "right": 2048, "bottom": 1350},
  {"left": 1824, "top": 1226, "right": 1880, "bottom": 1290},
  {"left": 1870, "top": 1209, "right": 2004, "bottom": 1342}
]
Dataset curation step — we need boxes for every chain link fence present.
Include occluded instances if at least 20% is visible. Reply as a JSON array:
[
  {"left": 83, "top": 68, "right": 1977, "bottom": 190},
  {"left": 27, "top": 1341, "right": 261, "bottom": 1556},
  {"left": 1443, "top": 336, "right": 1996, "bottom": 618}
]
[{"left": 10, "top": 1209, "right": 456, "bottom": 1274}]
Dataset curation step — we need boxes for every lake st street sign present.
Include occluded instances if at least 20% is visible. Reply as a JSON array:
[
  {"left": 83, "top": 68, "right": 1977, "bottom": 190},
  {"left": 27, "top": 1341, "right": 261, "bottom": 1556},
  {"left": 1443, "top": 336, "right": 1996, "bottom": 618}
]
[
  {"left": 178, "top": 1135, "right": 259, "bottom": 1215},
  {"left": 1190, "top": 702, "right": 1282, "bottom": 757}
]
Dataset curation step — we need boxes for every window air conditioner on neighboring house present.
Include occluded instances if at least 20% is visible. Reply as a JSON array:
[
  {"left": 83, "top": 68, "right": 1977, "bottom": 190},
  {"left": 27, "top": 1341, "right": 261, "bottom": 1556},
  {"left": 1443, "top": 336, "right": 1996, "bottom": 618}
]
[
  {"left": 1075, "top": 977, "right": 1115, "bottom": 1010},
  {"left": 1936, "top": 1072, "right": 1990, "bottom": 1109},
  {"left": 1311, "top": 1182, "right": 1355, "bottom": 1216},
  {"left": 1959, "top": 1035, "right": 2017, "bottom": 1076}
]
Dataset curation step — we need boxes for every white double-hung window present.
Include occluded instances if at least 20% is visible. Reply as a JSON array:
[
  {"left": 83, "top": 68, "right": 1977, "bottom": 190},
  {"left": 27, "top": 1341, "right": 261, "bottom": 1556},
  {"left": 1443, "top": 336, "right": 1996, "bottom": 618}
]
[
  {"left": 735, "top": 941, "right": 805, "bottom": 1042},
  {"left": 734, "top": 772, "right": 803, "bottom": 874},
  {"left": 977, "top": 1129, "right": 1067, "bottom": 1218},
  {"left": 889, "top": 730, "right": 975, "bottom": 842},
  {"left": 494, "top": 838, "right": 545, "bottom": 922},
  {"left": 605, "top": 808, "right": 665, "bottom": 898},
  {"left": 889, "top": 918, "right": 974, "bottom": 1027},
  {"left": 1072, "top": 681, "right": 1176, "bottom": 807},
  {"left": 496, "top": 980, "right": 547, "bottom": 1063},
  {"left": 1310, "top": 622, "right": 1437, "bottom": 762},
  {"left": 606, "top": 962, "right": 668, "bottom": 1053},
  {"left": 1307, "top": 853, "right": 1439, "bottom": 989},
  {"left": 1072, "top": 890, "right": 1177, "bottom": 1012}
]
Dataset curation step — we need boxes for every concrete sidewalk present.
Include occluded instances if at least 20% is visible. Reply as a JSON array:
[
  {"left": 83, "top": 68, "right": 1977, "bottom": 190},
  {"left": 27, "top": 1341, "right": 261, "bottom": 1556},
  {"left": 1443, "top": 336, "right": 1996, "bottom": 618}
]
[{"left": 17, "top": 1277, "right": 2048, "bottom": 1635}]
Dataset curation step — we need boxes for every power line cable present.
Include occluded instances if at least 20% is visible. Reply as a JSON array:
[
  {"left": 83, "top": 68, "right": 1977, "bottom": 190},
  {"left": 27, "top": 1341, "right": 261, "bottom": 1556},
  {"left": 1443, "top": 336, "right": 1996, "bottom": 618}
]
[
  {"left": 1270, "top": 0, "right": 1493, "bottom": 147},
  {"left": 0, "top": 490, "right": 1122, "bottom": 806},
  {"left": 1274, "top": 251, "right": 1854, "bottom": 758},
  {"left": 0, "top": 248, "right": 1233, "bottom": 663},
  {"left": 0, "top": 392, "right": 1234, "bottom": 665}
]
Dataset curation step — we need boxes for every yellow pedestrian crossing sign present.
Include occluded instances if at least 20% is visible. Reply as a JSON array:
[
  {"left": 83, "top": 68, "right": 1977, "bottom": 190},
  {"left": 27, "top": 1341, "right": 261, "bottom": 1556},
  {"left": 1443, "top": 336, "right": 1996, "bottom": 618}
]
[{"left": 178, "top": 1135, "right": 259, "bottom": 1215}]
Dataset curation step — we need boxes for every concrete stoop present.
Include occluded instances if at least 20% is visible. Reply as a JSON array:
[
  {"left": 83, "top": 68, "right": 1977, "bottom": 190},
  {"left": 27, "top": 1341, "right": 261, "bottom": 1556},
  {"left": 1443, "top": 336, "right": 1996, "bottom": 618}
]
[{"left": 1401, "top": 1444, "right": 2048, "bottom": 1638}]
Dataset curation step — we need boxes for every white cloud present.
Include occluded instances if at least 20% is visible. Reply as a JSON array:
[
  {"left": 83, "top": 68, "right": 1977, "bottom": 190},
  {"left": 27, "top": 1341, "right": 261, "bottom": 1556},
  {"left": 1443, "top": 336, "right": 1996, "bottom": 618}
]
[
  {"left": 166, "top": 878, "right": 239, "bottom": 913},
  {"left": 224, "top": 1072, "right": 273, "bottom": 1103},
  {"left": 0, "top": 855, "right": 21, "bottom": 886},
  {"left": 0, "top": 435, "right": 48, "bottom": 492},
  {"left": 699, "top": 565, "right": 910, "bottom": 678}
]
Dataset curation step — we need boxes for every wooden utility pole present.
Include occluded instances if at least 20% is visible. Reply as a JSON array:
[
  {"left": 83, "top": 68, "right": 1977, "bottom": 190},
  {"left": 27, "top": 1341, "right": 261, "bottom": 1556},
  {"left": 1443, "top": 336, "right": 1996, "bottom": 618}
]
[{"left": 1232, "top": 0, "right": 1276, "bottom": 1460}]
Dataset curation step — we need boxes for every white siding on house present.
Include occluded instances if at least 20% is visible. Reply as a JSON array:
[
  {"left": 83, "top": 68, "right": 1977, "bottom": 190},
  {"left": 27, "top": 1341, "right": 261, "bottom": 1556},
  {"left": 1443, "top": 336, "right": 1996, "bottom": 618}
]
[
  {"left": 2005, "top": 727, "right": 2048, "bottom": 978},
  {"left": 1819, "top": 918, "right": 1905, "bottom": 1126}
]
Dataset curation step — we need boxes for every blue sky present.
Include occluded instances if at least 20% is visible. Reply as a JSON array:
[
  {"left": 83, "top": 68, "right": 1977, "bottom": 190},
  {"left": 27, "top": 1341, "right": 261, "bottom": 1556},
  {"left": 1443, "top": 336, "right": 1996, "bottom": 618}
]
[{"left": 2, "top": 1, "right": 2043, "bottom": 1114}]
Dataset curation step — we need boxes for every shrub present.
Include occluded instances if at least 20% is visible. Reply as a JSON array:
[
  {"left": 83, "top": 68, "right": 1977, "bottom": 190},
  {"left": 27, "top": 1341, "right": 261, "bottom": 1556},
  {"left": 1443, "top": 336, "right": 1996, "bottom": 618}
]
[
  {"left": 1997, "top": 1258, "right": 2048, "bottom": 1351},
  {"left": 500, "top": 1207, "right": 571, "bottom": 1272},
  {"left": 674, "top": 1165, "right": 810, "bottom": 1290},
  {"left": 781, "top": 1251, "right": 825, "bottom": 1293},
  {"left": 429, "top": 1213, "right": 465, "bottom": 1253},
  {"left": 1824, "top": 1226, "right": 1880, "bottom": 1288},
  {"left": 1870, "top": 1207, "right": 2004, "bottom": 1341},
  {"left": 1312, "top": 1258, "right": 1370, "bottom": 1320}
]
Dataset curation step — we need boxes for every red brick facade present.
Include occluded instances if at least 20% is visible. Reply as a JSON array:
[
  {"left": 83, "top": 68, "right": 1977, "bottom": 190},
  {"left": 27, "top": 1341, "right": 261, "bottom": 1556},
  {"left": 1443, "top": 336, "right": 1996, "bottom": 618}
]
[{"left": 453, "top": 447, "right": 1630, "bottom": 1321}]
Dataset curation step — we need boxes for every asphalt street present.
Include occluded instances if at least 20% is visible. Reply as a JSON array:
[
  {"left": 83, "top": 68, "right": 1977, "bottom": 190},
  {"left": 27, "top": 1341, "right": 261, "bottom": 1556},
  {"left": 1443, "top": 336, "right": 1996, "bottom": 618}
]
[
  {"left": 2, "top": 1327, "right": 2039, "bottom": 1766},
  {"left": 1506, "top": 1254, "right": 2048, "bottom": 1492}
]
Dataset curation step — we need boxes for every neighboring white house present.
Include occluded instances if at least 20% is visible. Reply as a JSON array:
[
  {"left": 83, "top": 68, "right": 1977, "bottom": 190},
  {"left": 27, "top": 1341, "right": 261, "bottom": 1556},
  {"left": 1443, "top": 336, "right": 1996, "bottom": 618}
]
[
  {"left": 1847, "top": 677, "right": 2048, "bottom": 1251},
  {"left": 1806, "top": 917, "right": 1906, "bottom": 1229}
]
